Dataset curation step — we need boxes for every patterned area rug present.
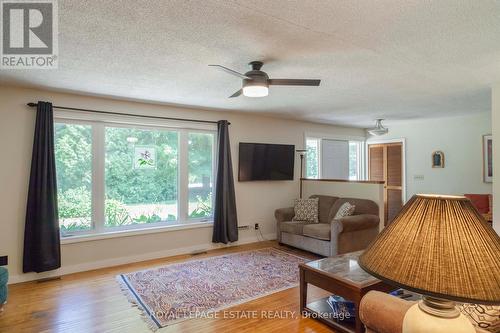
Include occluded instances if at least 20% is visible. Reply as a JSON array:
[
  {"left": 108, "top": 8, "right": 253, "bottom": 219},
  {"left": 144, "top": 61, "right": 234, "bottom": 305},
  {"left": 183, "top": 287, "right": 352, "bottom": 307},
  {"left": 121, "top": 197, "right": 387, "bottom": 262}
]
[{"left": 117, "top": 248, "right": 307, "bottom": 330}]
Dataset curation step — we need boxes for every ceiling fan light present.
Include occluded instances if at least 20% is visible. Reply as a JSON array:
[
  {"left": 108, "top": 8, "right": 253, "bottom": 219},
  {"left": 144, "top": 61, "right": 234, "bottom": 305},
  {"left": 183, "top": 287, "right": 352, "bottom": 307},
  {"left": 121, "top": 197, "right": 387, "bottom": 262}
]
[
  {"left": 367, "top": 119, "right": 389, "bottom": 136},
  {"left": 243, "top": 85, "right": 268, "bottom": 97},
  {"left": 368, "top": 128, "right": 389, "bottom": 136}
]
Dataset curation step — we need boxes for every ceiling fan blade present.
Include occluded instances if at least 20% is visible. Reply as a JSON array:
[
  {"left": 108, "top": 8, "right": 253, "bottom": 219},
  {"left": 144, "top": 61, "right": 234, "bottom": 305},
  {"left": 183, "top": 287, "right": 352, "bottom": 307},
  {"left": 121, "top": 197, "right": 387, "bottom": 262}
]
[
  {"left": 268, "top": 79, "right": 321, "bottom": 86},
  {"left": 208, "top": 64, "right": 250, "bottom": 79},
  {"left": 229, "top": 89, "right": 243, "bottom": 98}
]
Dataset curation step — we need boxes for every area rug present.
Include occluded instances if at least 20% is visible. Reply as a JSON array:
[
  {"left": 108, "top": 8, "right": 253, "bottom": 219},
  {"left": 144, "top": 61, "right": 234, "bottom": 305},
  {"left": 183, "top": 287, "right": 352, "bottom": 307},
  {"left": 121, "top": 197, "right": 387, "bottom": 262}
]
[{"left": 117, "top": 248, "right": 307, "bottom": 330}]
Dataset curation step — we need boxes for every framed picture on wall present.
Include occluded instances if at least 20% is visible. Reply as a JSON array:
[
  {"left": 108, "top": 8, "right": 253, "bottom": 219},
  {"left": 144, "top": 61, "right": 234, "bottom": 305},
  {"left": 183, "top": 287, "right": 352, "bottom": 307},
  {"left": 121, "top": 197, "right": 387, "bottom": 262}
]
[
  {"left": 432, "top": 151, "right": 445, "bottom": 168},
  {"left": 483, "top": 134, "right": 492, "bottom": 183}
]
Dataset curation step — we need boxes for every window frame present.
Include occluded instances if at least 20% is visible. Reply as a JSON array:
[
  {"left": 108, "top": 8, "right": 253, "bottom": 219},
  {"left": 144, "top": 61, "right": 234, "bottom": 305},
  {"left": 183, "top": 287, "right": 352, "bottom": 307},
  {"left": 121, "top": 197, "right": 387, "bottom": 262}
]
[
  {"left": 54, "top": 113, "right": 217, "bottom": 238},
  {"left": 304, "top": 132, "right": 366, "bottom": 181}
]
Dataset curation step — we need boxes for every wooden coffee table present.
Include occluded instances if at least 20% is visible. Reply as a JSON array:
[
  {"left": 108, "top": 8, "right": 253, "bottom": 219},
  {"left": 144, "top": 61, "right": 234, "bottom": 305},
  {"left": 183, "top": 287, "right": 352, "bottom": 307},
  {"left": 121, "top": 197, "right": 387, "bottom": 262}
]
[{"left": 299, "top": 251, "right": 394, "bottom": 333}]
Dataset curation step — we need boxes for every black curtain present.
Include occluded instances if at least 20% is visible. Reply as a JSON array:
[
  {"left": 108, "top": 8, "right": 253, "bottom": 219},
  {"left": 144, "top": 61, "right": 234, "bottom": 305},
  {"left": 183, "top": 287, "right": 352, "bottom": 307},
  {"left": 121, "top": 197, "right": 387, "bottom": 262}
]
[
  {"left": 212, "top": 120, "right": 238, "bottom": 244},
  {"left": 23, "top": 101, "right": 61, "bottom": 273}
]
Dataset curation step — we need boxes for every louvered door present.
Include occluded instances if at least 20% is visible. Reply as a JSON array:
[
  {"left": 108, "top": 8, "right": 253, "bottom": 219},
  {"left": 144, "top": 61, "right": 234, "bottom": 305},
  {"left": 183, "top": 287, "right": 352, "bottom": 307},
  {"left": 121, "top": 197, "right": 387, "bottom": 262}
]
[{"left": 368, "top": 143, "right": 403, "bottom": 225}]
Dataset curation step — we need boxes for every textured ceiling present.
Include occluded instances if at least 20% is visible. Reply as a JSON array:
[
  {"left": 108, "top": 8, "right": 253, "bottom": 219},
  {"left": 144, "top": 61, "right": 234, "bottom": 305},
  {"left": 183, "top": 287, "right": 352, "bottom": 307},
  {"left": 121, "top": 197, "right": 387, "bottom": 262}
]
[{"left": 1, "top": 0, "right": 499, "bottom": 127}]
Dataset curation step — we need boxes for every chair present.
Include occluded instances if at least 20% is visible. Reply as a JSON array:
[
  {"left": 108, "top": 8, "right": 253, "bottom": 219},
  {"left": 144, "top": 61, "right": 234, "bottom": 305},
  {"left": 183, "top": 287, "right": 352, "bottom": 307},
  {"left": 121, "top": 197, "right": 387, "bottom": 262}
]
[
  {"left": 464, "top": 194, "right": 492, "bottom": 214},
  {"left": 465, "top": 194, "right": 493, "bottom": 224}
]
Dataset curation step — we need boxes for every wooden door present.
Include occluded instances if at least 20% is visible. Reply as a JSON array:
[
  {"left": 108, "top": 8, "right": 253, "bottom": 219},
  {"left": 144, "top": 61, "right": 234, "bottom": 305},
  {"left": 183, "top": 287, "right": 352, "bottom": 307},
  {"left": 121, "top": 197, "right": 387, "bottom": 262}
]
[{"left": 368, "top": 143, "right": 403, "bottom": 225}]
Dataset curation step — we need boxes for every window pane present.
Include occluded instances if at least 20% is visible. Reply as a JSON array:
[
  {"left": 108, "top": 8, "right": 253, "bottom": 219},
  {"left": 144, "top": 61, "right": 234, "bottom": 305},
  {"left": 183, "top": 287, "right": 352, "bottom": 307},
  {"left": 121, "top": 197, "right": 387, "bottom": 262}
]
[
  {"left": 306, "top": 138, "right": 319, "bottom": 179},
  {"left": 55, "top": 123, "right": 92, "bottom": 233},
  {"left": 322, "top": 139, "right": 349, "bottom": 179},
  {"left": 105, "top": 127, "right": 178, "bottom": 227},
  {"left": 349, "top": 142, "right": 359, "bottom": 180},
  {"left": 188, "top": 132, "right": 214, "bottom": 219}
]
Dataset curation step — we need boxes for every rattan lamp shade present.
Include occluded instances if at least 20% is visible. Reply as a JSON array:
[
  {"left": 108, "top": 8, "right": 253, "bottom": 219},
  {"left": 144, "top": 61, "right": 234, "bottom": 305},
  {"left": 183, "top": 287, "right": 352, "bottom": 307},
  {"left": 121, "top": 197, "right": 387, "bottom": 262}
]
[{"left": 359, "top": 194, "right": 500, "bottom": 304}]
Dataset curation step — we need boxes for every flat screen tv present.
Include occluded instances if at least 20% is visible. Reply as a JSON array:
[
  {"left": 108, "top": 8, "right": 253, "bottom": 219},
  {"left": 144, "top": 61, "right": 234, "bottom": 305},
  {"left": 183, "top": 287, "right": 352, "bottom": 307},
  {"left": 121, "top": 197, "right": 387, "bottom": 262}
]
[{"left": 238, "top": 143, "right": 295, "bottom": 181}]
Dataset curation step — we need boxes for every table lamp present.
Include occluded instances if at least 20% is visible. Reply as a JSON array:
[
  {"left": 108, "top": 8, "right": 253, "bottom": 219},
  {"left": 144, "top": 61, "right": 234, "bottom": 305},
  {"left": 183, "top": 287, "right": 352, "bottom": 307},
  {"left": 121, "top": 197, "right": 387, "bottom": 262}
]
[{"left": 359, "top": 194, "right": 500, "bottom": 333}]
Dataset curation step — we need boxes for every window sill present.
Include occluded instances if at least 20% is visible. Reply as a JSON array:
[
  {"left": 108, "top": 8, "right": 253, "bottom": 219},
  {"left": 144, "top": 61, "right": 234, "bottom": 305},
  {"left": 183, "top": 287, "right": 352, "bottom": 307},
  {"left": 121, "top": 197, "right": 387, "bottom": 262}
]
[{"left": 60, "top": 221, "right": 214, "bottom": 244}]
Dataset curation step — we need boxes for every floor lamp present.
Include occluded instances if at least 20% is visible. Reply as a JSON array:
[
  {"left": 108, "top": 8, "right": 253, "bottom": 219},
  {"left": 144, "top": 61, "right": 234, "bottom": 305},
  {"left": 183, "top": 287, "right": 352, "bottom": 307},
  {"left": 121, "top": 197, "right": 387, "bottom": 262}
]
[{"left": 296, "top": 149, "right": 307, "bottom": 198}]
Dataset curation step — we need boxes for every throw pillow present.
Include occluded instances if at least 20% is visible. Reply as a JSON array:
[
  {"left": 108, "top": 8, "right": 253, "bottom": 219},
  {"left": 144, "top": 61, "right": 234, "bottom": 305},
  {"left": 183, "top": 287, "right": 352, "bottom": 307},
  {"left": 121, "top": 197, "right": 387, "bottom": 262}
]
[
  {"left": 292, "top": 198, "right": 319, "bottom": 223},
  {"left": 334, "top": 202, "right": 356, "bottom": 220}
]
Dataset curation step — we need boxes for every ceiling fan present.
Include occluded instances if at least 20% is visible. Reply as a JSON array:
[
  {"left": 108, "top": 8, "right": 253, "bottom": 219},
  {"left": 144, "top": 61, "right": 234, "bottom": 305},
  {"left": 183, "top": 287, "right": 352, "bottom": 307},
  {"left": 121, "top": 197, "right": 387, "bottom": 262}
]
[{"left": 208, "top": 61, "right": 321, "bottom": 98}]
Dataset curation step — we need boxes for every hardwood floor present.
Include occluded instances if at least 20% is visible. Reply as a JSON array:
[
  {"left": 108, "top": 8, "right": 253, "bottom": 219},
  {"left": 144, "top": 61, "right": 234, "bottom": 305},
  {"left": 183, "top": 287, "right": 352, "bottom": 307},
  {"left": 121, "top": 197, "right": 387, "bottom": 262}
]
[{"left": 0, "top": 241, "right": 335, "bottom": 333}]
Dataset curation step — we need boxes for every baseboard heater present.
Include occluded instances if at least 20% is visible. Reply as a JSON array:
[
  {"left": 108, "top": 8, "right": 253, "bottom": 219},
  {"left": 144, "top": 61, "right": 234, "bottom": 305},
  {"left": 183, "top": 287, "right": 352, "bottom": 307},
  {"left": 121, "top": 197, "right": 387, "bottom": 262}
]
[
  {"left": 36, "top": 276, "right": 61, "bottom": 283},
  {"left": 237, "top": 225, "right": 250, "bottom": 230},
  {"left": 190, "top": 249, "right": 208, "bottom": 256}
]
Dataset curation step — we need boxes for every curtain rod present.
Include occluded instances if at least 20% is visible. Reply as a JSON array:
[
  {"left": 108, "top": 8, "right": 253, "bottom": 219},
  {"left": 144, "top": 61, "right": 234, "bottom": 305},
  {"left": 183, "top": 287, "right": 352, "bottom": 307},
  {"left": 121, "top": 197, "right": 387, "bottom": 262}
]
[{"left": 26, "top": 102, "right": 228, "bottom": 125}]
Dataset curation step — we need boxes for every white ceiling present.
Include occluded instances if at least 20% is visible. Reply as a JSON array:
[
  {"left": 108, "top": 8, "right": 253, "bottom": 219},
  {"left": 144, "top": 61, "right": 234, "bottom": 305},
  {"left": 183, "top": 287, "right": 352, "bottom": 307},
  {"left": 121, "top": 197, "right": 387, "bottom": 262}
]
[{"left": 1, "top": 0, "right": 499, "bottom": 127}]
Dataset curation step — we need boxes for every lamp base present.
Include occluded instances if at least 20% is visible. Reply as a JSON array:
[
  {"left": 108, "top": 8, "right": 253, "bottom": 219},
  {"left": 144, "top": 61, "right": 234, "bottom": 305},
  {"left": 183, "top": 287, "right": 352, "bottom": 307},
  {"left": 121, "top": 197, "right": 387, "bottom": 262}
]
[{"left": 402, "top": 297, "right": 474, "bottom": 333}]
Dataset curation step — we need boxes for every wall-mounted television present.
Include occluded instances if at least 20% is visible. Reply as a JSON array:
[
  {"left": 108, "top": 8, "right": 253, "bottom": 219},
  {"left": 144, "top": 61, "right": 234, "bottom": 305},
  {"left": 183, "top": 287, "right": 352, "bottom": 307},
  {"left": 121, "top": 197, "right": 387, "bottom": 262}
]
[{"left": 238, "top": 143, "right": 295, "bottom": 181}]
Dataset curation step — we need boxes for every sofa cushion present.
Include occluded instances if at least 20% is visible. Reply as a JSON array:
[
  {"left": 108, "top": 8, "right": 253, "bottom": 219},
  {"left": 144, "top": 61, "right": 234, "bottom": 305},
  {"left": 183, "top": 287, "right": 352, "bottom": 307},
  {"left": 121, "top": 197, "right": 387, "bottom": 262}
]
[
  {"left": 303, "top": 223, "right": 331, "bottom": 240},
  {"left": 292, "top": 198, "right": 319, "bottom": 223},
  {"left": 329, "top": 198, "right": 379, "bottom": 221},
  {"left": 310, "top": 195, "right": 339, "bottom": 223},
  {"left": 280, "top": 221, "right": 306, "bottom": 235}
]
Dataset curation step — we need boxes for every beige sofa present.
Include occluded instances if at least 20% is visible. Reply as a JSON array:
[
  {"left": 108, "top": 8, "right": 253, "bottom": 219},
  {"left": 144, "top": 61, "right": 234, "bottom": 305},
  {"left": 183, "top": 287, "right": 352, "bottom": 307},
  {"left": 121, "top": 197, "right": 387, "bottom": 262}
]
[{"left": 275, "top": 195, "right": 380, "bottom": 256}]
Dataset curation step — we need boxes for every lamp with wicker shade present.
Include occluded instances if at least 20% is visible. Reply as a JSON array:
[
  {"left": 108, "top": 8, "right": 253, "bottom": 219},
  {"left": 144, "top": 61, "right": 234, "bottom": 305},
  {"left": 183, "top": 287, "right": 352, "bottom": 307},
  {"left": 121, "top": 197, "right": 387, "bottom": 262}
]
[{"left": 359, "top": 194, "right": 500, "bottom": 333}]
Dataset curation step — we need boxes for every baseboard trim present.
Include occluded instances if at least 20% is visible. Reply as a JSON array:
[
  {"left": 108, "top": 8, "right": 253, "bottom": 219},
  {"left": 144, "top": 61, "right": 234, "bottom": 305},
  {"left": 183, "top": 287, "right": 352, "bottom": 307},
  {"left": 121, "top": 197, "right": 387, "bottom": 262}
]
[{"left": 8, "top": 233, "right": 276, "bottom": 284}]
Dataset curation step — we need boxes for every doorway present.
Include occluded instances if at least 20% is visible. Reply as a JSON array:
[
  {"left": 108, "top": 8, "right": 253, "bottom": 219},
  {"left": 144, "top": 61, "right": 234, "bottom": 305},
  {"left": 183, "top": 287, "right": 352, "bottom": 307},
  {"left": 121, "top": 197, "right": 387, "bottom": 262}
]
[{"left": 367, "top": 140, "right": 405, "bottom": 226}]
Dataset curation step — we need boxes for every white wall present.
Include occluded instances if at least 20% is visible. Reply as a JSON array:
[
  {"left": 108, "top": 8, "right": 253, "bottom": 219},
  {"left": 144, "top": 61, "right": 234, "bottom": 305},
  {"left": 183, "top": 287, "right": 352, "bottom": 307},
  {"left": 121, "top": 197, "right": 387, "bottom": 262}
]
[
  {"left": 367, "top": 112, "right": 492, "bottom": 200},
  {"left": 492, "top": 84, "right": 500, "bottom": 234},
  {"left": 0, "top": 86, "right": 365, "bottom": 283}
]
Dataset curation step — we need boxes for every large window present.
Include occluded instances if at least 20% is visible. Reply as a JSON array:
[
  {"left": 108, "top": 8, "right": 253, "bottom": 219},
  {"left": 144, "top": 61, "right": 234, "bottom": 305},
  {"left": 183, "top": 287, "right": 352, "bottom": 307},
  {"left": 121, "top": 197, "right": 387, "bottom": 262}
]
[
  {"left": 305, "top": 137, "right": 365, "bottom": 180},
  {"left": 55, "top": 118, "right": 215, "bottom": 237}
]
